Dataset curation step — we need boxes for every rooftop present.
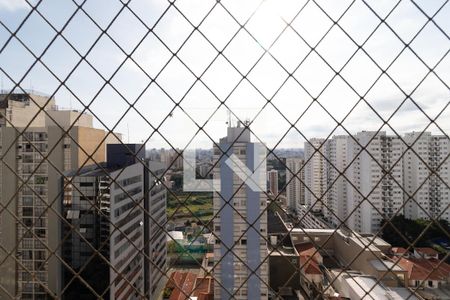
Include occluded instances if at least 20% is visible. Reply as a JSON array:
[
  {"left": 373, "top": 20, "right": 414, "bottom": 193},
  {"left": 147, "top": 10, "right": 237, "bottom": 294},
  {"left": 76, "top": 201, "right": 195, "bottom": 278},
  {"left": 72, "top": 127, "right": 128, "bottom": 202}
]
[
  {"left": 343, "top": 275, "right": 419, "bottom": 300},
  {"left": 369, "top": 259, "right": 404, "bottom": 272}
]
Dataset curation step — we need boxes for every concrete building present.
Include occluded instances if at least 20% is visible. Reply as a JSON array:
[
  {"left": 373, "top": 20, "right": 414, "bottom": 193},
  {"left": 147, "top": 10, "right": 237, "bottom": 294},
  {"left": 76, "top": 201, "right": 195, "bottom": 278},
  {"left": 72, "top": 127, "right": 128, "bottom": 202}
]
[
  {"left": 213, "top": 123, "right": 268, "bottom": 299},
  {"left": 109, "top": 160, "right": 167, "bottom": 299},
  {"left": 322, "top": 135, "right": 353, "bottom": 227},
  {"left": 316, "top": 132, "right": 404, "bottom": 233},
  {"left": 268, "top": 169, "right": 279, "bottom": 196},
  {"left": 304, "top": 138, "right": 326, "bottom": 212},
  {"left": 61, "top": 144, "right": 150, "bottom": 298},
  {"left": 333, "top": 272, "right": 419, "bottom": 300},
  {"left": 0, "top": 92, "right": 119, "bottom": 299},
  {"left": 345, "top": 131, "right": 404, "bottom": 233},
  {"left": 403, "top": 132, "right": 450, "bottom": 222},
  {"left": 0, "top": 92, "right": 55, "bottom": 128},
  {"left": 285, "top": 158, "right": 305, "bottom": 212},
  {"left": 310, "top": 131, "right": 449, "bottom": 233}
]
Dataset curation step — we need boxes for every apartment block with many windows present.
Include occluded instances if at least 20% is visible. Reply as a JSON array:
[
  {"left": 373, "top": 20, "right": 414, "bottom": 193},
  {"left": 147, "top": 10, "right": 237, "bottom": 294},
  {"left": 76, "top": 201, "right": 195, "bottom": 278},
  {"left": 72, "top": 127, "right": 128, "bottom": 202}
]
[
  {"left": 0, "top": 92, "right": 116, "bottom": 299},
  {"left": 304, "top": 138, "right": 326, "bottom": 213},
  {"left": 403, "top": 132, "right": 450, "bottom": 221},
  {"left": 213, "top": 124, "right": 268, "bottom": 300},
  {"left": 109, "top": 160, "right": 166, "bottom": 300},
  {"left": 285, "top": 157, "right": 305, "bottom": 212}
]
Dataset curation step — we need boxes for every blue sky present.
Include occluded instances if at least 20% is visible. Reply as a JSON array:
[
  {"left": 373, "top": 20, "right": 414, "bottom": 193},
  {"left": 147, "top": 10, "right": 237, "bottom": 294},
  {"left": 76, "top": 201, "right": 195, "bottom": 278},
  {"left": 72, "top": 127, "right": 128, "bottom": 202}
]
[{"left": 0, "top": 0, "right": 449, "bottom": 149}]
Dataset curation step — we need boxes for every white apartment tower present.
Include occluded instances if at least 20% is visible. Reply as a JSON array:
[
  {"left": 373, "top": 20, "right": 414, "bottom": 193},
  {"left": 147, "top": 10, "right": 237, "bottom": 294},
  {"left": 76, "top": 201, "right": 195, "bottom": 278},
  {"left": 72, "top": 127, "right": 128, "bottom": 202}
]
[
  {"left": 304, "top": 138, "right": 326, "bottom": 212},
  {"left": 403, "top": 132, "right": 450, "bottom": 221},
  {"left": 285, "top": 158, "right": 305, "bottom": 212},
  {"left": 323, "top": 135, "right": 353, "bottom": 227},
  {"left": 213, "top": 123, "right": 268, "bottom": 300},
  {"left": 346, "top": 131, "right": 404, "bottom": 233},
  {"left": 268, "top": 169, "right": 279, "bottom": 196},
  {"left": 308, "top": 131, "right": 449, "bottom": 234}
]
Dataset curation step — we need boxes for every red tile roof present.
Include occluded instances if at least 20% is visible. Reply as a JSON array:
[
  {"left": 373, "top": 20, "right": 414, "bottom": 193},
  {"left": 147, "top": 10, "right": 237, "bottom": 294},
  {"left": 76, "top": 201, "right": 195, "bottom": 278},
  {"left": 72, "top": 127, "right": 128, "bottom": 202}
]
[
  {"left": 391, "top": 247, "right": 408, "bottom": 254},
  {"left": 397, "top": 257, "right": 449, "bottom": 281},
  {"left": 295, "top": 242, "right": 322, "bottom": 264},
  {"left": 192, "top": 276, "right": 214, "bottom": 300},
  {"left": 415, "top": 247, "right": 439, "bottom": 256},
  {"left": 166, "top": 272, "right": 214, "bottom": 300},
  {"left": 169, "top": 271, "right": 197, "bottom": 300},
  {"left": 301, "top": 255, "right": 322, "bottom": 275}
]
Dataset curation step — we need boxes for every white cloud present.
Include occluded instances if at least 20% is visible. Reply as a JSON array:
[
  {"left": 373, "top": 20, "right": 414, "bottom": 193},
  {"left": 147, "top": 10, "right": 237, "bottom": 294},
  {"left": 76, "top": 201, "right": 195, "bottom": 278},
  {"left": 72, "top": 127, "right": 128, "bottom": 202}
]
[{"left": 0, "top": 0, "right": 28, "bottom": 11}]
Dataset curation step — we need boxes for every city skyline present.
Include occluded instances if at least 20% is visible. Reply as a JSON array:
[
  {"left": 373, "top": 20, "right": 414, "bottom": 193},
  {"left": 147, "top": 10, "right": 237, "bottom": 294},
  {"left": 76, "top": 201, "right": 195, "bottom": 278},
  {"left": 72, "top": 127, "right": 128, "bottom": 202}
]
[{"left": 0, "top": 0, "right": 449, "bottom": 299}]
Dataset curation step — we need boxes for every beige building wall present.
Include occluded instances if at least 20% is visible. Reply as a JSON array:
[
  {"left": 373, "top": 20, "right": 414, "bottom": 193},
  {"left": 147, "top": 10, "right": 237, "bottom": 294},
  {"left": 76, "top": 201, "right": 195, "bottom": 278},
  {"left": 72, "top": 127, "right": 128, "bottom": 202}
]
[
  {"left": 0, "top": 93, "right": 118, "bottom": 298},
  {"left": 45, "top": 110, "right": 93, "bottom": 128},
  {"left": 0, "top": 93, "right": 55, "bottom": 128},
  {"left": 74, "top": 126, "right": 107, "bottom": 167},
  {"left": 304, "top": 138, "right": 327, "bottom": 212}
]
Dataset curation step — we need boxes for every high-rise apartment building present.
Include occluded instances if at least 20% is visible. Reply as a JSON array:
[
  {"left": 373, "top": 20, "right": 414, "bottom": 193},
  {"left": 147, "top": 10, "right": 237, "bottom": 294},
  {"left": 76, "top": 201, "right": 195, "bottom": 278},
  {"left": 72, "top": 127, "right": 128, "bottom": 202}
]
[
  {"left": 321, "top": 132, "right": 403, "bottom": 233},
  {"left": 313, "top": 131, "right": 450, "bottom": 233},
  {"left": 403, "top": 132, "right": 450, "bottom": 221},
  {"left": 62, "top": 143, "right": 166, "bottom": 299},
  {"left": 268, "top": 169, "right": 279, "bottom": 196},
  {"left": 346, "top": 132, "right": 404, "bottom": 233},
  {"left": 285, "top": 158, "right": 305, "bottom": 212},
  {"left": 0, "top": 92, "right": 118, "bottom": 299},
  {"left": 304, "top": 138, "right": 326, "bottom": 212},
  {"left": 213, "top": 123, "right": 268, "bottom": 300},
  {"left": 109, "top": 160, "right": 167, "bottom": 300},
  {"left": 322, "top": 136, "right": 353, "bottom": 227}
]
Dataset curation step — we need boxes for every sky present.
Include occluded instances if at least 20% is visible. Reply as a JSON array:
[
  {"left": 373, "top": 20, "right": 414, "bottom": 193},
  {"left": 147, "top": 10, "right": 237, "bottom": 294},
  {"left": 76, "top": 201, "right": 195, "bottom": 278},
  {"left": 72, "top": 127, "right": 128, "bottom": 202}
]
[{"left": 0, "top": 0, "right": 449, "bottom": 149}]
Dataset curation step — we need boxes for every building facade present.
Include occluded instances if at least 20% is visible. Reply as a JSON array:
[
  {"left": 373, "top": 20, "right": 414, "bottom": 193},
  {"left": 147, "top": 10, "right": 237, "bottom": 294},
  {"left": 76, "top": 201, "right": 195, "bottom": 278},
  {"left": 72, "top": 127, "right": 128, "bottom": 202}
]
[
  {"left": 304, "top": 138, "right": 326, "bottom": 212},
  {"left": 213, "top": 124, "right": 268, "bottom": 300},
  {"left": 268, "top": 169, "right": 279, "bottom": 196},
  {"left": 285, "top": 158, "right": 305, "bottom": 212},
  {"left": 322, "top": 136, "right": 353, "bottom": 227},
  {"left": 0, "top": 92, "right": 116, "bottom": 299},
  {"left": 109, "top": 161, "right": 167, "bottom": 300},
  {"left": 403, "top": 132, "right": 450, "bottom": 221},
  {"left": 316, "top": 132, "right": 404, "bottom": 233}
]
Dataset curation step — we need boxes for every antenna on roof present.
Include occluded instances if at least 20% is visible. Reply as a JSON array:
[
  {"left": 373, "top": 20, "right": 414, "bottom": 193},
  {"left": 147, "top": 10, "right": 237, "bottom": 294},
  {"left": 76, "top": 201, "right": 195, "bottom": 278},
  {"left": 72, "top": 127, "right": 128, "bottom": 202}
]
[{"left": 226, "top": 109, "right": 232, "bottom": 128}]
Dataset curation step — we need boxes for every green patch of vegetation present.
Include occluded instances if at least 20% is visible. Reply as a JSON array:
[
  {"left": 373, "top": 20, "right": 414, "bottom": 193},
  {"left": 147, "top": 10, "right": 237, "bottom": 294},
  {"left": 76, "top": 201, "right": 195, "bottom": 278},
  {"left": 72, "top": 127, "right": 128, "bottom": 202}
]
[
  {"left": 381, "top": 215, "right": 450, "bottom": 249},
  {"left": 167, "top": 192, "right": 213, "bottom": 221}
]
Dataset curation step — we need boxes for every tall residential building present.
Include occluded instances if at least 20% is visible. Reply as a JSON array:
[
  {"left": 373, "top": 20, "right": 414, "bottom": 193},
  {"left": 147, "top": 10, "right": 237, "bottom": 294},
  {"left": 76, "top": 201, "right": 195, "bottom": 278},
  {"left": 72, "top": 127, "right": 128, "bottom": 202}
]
[
  {"left": 344, "top": 131, "right": 404, "bottom": 233},
  {"left": 213, "top": 123, "right": 268, "bottom": 300},
  {"left": 0, "top": 92, "right": 118, "bottom": 299},
  {"left": 268, "top": 169, "right": 279, "bottom": 196},
  {"left": 323, "top": 135, "right": 353, "bottom": 227},
  {"left": 304, "top": 138, "right": 326, "bottom": 212},
  {"left": 310, "top": 131, "right": 450, "bottom": 233},
  {"left": 403, "top": 132, "right": 450, "bottom": 221},
  {"left": 285, "top": 158, "right": 305, "bottom": 211},
  {"left": 109, "top": 160, "right": 167, "bottom": 300},
  {"left": 61, "top": 144, "right": 160, "bottom": 299}
]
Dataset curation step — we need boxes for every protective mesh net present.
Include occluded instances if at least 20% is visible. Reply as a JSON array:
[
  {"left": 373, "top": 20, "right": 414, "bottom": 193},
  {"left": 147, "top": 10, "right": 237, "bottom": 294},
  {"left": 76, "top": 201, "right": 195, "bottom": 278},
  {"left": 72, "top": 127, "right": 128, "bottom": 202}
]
[{"left": 0, "top": 0, "right": 449, "bottom": 299}]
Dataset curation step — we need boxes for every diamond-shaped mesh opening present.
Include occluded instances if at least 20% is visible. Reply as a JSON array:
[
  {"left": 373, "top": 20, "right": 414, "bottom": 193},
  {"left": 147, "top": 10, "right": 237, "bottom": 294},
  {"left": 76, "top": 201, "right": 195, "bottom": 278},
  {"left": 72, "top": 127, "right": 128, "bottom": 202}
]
[{"left": 0, "top": 0, "right": 449, "bottom": 299}]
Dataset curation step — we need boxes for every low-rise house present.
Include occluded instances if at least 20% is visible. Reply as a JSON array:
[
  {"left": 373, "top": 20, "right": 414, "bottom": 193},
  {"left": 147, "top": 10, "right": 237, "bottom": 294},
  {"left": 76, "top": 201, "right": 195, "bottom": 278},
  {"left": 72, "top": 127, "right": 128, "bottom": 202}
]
[
  {"left": 397, "top": 257, "right": 449, "bottom": 288},
  {"left": 391, "top": 247, "right": 410, "bottom": 258},
  {"left": 414, "top": 248, "right": 439, "bottom": 260},
  {"left": 165, "top": 271, "right": 213, "bottom": 300},
  {"left": 295, "top": 243, "right": 324, "bottom": 293},
  {"left": 369, "top": 259, "right": 408, "bottom": 287}
]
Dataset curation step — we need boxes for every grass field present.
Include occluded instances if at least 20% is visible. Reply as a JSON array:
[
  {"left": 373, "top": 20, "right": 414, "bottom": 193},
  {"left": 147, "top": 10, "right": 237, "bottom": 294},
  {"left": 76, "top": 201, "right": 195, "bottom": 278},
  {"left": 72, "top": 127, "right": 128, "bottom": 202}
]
[{"left": 167, "top": 192, "right": 213, "bottom": 221}]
